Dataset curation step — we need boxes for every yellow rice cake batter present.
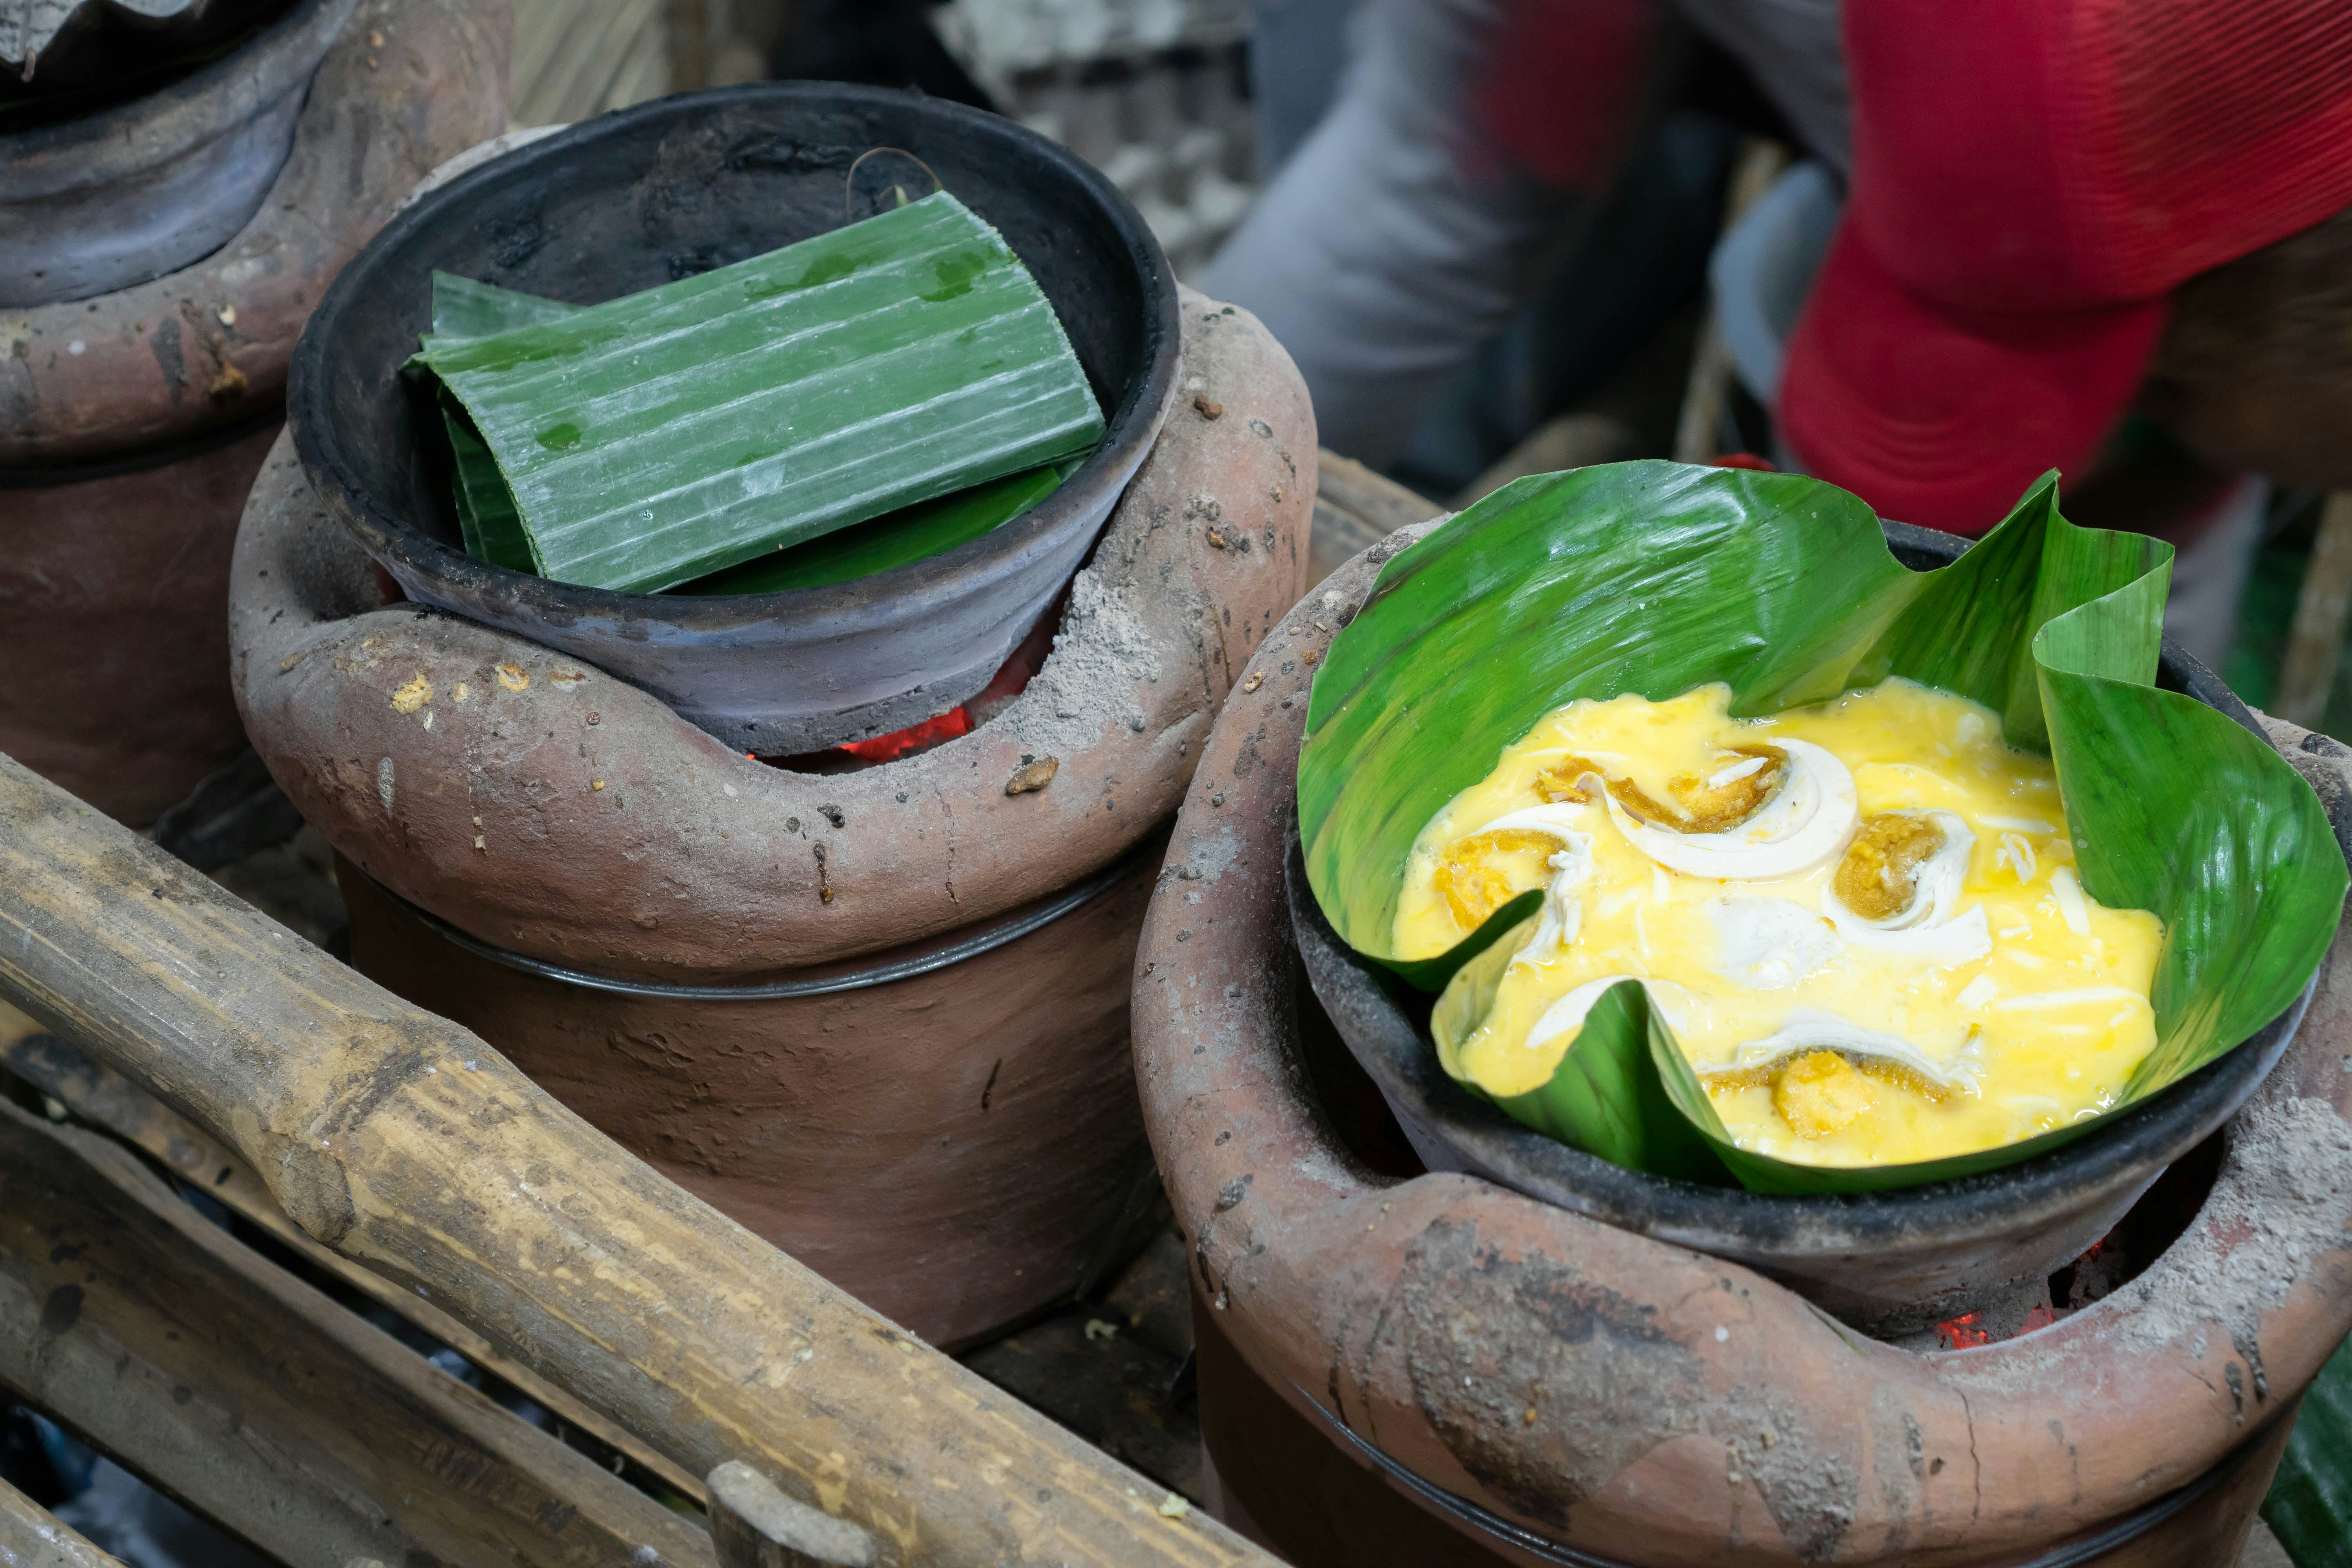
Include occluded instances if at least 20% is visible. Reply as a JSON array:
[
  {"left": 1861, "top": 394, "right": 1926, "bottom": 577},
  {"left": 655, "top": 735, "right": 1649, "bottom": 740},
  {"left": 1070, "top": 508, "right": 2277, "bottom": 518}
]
[{"left": 1399, "top": 681, "right": 2164, "bottom": 1167}]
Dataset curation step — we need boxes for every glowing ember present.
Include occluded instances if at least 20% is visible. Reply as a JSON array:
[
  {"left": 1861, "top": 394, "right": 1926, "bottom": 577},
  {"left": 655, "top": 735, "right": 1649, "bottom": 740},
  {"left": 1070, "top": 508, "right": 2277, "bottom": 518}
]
[
  {"left": 838, "top": 706, "right": 973, "bottom": 762},
  {"left": 1935, "top": 1312, "right": 1990, "bottom": 1350}
]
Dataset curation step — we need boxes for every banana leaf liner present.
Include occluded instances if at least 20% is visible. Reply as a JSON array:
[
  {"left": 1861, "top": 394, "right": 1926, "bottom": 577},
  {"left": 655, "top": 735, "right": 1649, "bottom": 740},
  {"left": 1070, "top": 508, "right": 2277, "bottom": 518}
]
[
  {"left": 419, "top": 270, "right": 1077, "bottom": 593},
  {"left": 407, "top": 191, "right": 1104, "bottom": 593},
  {"left": 1299, "top": 461, "right": 2348, "bottom": 1194}
]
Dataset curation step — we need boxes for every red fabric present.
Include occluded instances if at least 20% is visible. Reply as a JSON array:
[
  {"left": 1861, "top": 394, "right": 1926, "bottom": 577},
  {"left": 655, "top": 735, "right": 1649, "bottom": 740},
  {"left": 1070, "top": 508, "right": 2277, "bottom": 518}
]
[
  {"left": 1781, "top": 0, "right": 2352, "bottom": 533},
  {"left": 1471, "top": 0, "right": 1657, "bottom": 192},
  {"left": 1781, "top": 228, "right": 2169, "bottom": 534}
]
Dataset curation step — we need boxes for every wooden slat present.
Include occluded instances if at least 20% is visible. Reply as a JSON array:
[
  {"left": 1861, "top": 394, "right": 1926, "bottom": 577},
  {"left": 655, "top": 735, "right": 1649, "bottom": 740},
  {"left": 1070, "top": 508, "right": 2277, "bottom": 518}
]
[
  {"left": 667, "top": 0, "right": 710, "bottom": 91},
  {"left": 2278, "top": 492, "right": 2352, "bottom": 729},
  {"left": 0, "top": 1475, "right": 120, "bottom": 1568},
  {"left": 708, "top": 1462, "right": 876, "bottom": 1568},
  {"left": 1671, "top": 139, "right": 1789, "bottom": 467},
  {"left": 1309, "top": 449, "right": 1443, "bottom": 587},
  {"left": 0, "top": 753, "right": 1268, "bottom": 1568},
  {"left": 0, "top": 1018, "right": 707, "bottom": 1506},
  {"left": 0, "top": 1096, "right": 718, "bottom": 1568},
  {"left": 510, "top": 0, "right": 667, "bottom": 124},
  {"left": 1313, "top": 450, "right": 1441, "bottom": 537}
]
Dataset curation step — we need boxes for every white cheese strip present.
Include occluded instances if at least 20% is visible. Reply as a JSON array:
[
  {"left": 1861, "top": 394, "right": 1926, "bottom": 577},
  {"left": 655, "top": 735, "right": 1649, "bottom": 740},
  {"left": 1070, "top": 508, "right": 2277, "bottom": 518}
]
[
  {"left": 1707, "top": 897, "right": 1844, "bottom": 989},
  {"left": 1526, "top": 975, "right": 1640, "bottom": 1053},
  {"left": 1706, "top": 755, "right": 1770, "bottom": 790},
  {"left": 1993, "top": 986, "right": 2144, "bottom": 1011},
  {"left": 1701, "top": 1009, "right": 1979, "bottom": 1090},
  {"left": 2050, "top": 866, "right": 2092, "bottom": 936},
  {"left": 1956, "top": 974, "right": 2002, "bottom": 1009},
  {"left": 1510, "top": 838, "right": 1595, "bottom": 971}
]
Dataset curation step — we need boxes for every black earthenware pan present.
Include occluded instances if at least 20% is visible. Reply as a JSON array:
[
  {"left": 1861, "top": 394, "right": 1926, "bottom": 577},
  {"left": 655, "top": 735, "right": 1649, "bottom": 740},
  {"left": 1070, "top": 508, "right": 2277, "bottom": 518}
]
[{"left": 290, "top": 83, "right": 1178, "bottom": 754}]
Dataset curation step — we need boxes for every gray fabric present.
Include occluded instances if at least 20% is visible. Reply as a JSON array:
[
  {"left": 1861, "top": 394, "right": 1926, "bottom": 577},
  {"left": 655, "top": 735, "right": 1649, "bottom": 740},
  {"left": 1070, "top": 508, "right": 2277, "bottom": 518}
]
[
  {"left": 2163, "top": 475, "right": 2269, "bottom": 671},
  {"left": 1201, "top": 0, "right": 1850, "bottom": 465},
  {"left": 54, "top": 1461, "right": 274, "bottom": 1568},
  {"left": 1710, "top": 158, "right": 1842, "bottom": 402},
  {"left": 1199, "top": 0, "right": 1583, "bottom": 463},
  {"left": 1248, "top": 0, "right": 1365, "bottom": 176}
]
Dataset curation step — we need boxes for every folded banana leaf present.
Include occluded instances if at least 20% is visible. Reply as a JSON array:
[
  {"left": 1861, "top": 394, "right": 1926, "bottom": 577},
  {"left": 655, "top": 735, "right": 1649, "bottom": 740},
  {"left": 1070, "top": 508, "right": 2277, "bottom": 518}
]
[
  {"left": 439, "top": 391, "right": 537, "bottom": 573},
  {"left": 675, "top": 460, "right": 1074, "bottom": 595},
  {"left": 1299, "top": 461, "right": 2348, "bottom": 1193},
  {"left": 409, "top": 192, "right": 1104, "bottom": 594},
  {"left": 427, "top": 274, "right": 558, "bottom": 573},
  {"left": 417, "top": 263, "right": 1087, "bottom": 592}
]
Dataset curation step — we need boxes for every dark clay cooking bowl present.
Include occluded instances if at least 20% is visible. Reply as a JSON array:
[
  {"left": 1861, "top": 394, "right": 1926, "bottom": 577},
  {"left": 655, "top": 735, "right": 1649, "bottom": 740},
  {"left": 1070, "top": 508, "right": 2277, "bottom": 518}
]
[
  {"left": 1290, "top": 520, "right": 2326, "bottom": 1337},
  {"left": 289, "top": 83, "right": 1178, "bottom": 754}
]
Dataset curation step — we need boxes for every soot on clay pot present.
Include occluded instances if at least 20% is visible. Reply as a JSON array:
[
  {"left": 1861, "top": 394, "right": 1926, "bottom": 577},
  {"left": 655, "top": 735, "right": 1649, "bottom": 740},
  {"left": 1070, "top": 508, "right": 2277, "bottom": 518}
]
[
  {"left": 1132, "top": 537, "right": 2352, "bottom": 1566},
  {"left": 290, "top": 82, "right": 1181, "bottom": 757},
  {"left": 1288, "top": 521, "right": 2316, "bottom": 1336}
]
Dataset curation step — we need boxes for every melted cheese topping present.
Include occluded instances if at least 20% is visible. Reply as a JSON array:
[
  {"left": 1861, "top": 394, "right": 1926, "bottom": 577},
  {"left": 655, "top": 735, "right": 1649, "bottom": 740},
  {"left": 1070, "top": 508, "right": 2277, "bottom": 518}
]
[{"left": 1397, "top": 681, "right": 2164, "bottom": 1167}]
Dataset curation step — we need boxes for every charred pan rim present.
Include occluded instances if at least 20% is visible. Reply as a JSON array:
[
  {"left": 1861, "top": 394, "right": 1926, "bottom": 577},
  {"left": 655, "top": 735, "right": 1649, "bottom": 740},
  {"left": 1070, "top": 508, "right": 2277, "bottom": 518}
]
[{"left": 1288, "top": 519, "right": 2321, "bottom": 1256}]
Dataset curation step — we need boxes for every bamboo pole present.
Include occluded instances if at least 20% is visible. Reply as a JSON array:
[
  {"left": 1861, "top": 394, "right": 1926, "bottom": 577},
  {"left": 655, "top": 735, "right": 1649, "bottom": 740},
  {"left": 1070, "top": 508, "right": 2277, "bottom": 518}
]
[
  {"left": 0, "top": 1475, "right": 120, "bottom": 1568},
  {"left": 0, "top": 753, "right": 1263, "bottom": 1568},
  {"left": 2276, "top": 492, "right": 2352, "bottom": 729},
  {"left": 0, "top": 1021, "right": 707, "bottom": 1505},
  {"left": 0, "top": 1099, "right": 716, "bottom": 1568}
]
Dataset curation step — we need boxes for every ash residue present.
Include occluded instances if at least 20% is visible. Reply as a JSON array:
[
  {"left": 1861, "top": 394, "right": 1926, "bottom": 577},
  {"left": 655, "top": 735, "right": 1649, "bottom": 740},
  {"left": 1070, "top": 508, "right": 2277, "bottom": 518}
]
[
  {"left": 1932, "top": 1096, "right": 2352, "bottom": 1406},
  {"left": 1389, "top": 1218, "right": 1703, "bottom": 1529},
  {"left": 1365, "top": 516, "right": 1446, "bottom": 568},
  {"left": 1175, "top": 823, "right": 1244, "bottom": 885},
  {"left": 1718, "top": 1383, "right": 1860, "bottom": 1561},
  {"left": 1014, "top": 569, "right": 1167, "bottom": 755},
  {"left": 2105, "top": 1095, "right": 2352, "bottom": 1362},
  {"left": 1378, "top": 1217, "right": 1864, "bottom": 1558}
]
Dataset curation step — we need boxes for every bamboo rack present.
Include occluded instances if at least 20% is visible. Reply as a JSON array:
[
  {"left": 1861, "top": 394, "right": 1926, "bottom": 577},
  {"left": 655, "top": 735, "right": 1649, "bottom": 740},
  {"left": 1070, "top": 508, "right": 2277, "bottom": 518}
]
[{"left": 0, "top": 751, "right": 1272, "bottom": 1568}]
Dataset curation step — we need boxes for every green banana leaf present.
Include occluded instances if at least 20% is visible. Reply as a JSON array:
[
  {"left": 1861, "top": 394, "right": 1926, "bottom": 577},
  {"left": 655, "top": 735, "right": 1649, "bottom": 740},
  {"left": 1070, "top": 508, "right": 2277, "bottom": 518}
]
[
  {"left": 1435, "top": 940, "right": 1729, "bottom": 1183},
  {"left": 410, "top": 191, "right": 1104, "bottom": 593},
  {"left": 440, "top": 391, "right": 538, "bottom": 573},
  {"left": 2265, "top": 1335, "right": 2352, "bottom": 1568},
  {"left": 429, "top": 273, "right": 559, "bottom": 574},
  {"left": 674, "top": 460, "right": 1073, "bottom": 595},
  {"left": 425, "top": 270, "right": 579, "bottom": 346},
  {"left": 1298, "top": 461, "right": 2346, "bottom": 1193},
  {"left": 417, "top": 270, "right": 1083, "bottom": 591}
]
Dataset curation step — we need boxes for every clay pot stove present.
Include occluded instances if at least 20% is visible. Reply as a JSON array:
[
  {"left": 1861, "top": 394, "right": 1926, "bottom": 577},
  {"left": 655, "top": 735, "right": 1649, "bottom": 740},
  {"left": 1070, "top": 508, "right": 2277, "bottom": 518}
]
[
  {"left": 232, "top": 290, "right": 1315, "bottom": 1347},
  {"left": 1132, "top": 524, "right": 2352, "bottom": 1566},
  {"left": 0, "top": 0, "right": 510, "bottom": 826}
]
